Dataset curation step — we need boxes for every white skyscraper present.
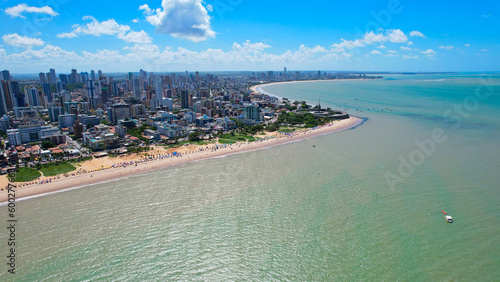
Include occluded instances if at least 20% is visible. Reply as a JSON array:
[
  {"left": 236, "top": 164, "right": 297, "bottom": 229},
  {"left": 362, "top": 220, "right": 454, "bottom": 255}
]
[
  {"left": 154, "top": 78, "right": 163, "bottom": 100},
  {"left": 25, "top": 87, "right": 41, "bottom": 107}
]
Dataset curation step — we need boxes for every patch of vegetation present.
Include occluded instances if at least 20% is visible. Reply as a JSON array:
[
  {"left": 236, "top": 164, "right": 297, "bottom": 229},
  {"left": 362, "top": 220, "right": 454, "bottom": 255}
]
[
  {"left": 39, "top": 163, "right": 76, "bottom": 177},
  {"left": 64, "top": 82, "right": 84, "bottom": 92},
  {"left": 218, "top": 139, "right": 237, "bottom": 144},
  {"left": 127, "top": 124, "right": 150, "bottom": 143},
  {"left": 265, "top": 122, "right": 280, "bottom": 132},
  {"left": 126, "top": 146, "right": 151, "bottom": 154},
  {"left": 164, "top": 139, "right": 212, "bottom": 148},
  {"left": 188, "top": 132, "right": 200, "bottom": 141},
  {"left": 68, "top": 156, "right": 93, "bottom": 164},
  {"left": 278, "top": 112, "right": 321, "bottom": 128},
  {"left": 219, "top": 134, "right": 247, "bottom": 141},
  {"left": 10, "top": 167, "right": 41, "bottom": 182},
  {"left": 41, "top": 140, "right": 56, "bottom": 149},
  {"left": 279, "top": 128, "right": 296, "bottom": 133}
]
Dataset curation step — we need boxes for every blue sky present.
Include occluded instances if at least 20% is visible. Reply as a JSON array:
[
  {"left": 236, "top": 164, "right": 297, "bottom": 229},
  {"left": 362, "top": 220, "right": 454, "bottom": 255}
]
[{"left": 0, "top": 0, "right": 498, "bottom": 73}]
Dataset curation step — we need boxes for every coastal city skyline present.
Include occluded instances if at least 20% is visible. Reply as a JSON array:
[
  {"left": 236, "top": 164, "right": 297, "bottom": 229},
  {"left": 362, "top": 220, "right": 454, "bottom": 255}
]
[
  {"left": 1, "top": 1, "right": 499, "bottom": 73},
  {"left": 1, "top": 1, "right": 499, "bottom": 280}
]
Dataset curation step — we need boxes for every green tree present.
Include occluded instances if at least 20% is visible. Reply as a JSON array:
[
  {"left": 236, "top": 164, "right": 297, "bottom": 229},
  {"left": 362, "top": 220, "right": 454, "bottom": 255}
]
[
  {"left": 189, "top": 132, "right": 200, "bottom": 141},
  {"left": 41, "top": 140, "right": 56, "bottom": 149}
]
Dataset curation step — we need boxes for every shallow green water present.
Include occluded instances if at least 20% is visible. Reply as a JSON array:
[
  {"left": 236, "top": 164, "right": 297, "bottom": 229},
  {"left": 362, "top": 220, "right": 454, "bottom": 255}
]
[{"left": 1, "top": 74, "right": 499, "bottom": 280}]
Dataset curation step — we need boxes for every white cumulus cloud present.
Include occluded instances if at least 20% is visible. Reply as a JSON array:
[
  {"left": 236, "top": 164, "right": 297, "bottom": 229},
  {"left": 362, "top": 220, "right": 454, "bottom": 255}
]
[
  {"left": 5, "top": 3, "right": 59, "bottom": 18},
  {"left": 57, "top": 16, "right": 152, "bottom": 43},
  {"left": 421, "top": 49, "right": 436, "bottom": 58},
  {"left": 388, "top": 29, "right": 408, "bottom": 43},
  {"left": 142, "top": 0, "right": 215, "bottom": 42},
  {"left": 371, "top": 50, "right": 381, "bottom": 55},
  {"left": 401, "top": 46, "right": 412, "bottom": 51},
  {"left": 410, "top": 31, "right": 425, "bottom": 38},
  {"left": 330, "top": 29, "right": 408, "bottom": 53},
  {"left": 2, "top": 33, "right": 45, "bottom": 48},
  {"left": 439, "top": 45, "right": 455, "bottom": 50}
]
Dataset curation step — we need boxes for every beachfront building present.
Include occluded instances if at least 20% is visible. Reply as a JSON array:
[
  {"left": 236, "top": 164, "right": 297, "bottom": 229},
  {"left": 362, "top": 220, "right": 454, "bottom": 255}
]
[
  {"left": 7, "top": 126, "right": 59, "bottom": 146},
  {"left": 243, "top": 104, "right": 261, "bottom": 122},
  {"left": 144, "top": 129, "right": 161, "bottom": 141},
  {"left": 195, "top": 115, "right": 214, "bottom": 127},
  {"left": 82, "top": 125, "right": 119, "bottom": 151},
  {"left": 157, "top": 123, "right": 187, "bottom": 138},
  {"left": 148, "top": 111, "right": 177, "bottom": 126}
]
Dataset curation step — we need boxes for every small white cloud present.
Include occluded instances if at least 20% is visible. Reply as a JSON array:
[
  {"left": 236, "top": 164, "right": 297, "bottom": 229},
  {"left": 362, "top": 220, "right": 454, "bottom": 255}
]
[
  {"left": 2, "top": 33, "right": 45, "bottom": 48},
  {"left": 57, "top": 16, "right": 152, "bottom": 43},
  {"left": 465, "top": 43, "right": 470, "bottom": 47},
  {"left": 403, "top": 54, "right": 419, "bottom": 59},
  {"left": 143, "top": 0, "right": 215, "bottom": 42},
  {"left": 384, "top": 53, "right": 399, "bottom": 57},
  {"left": 139, "top": 4, "right": 153, "bottom": 14},
  {"left": 410, "top": 31, "right": 426, "bottom": 38},
  {"left": 421, "top": 49, "right": 436, "bottom": 58},
  {"left": 118, "top": 30, "right": 153, "bottom": 43},
  {"left": 377, "top": 45, "right": 387, "bottom": 49},
  {"left": 132, "top": 18, "right": 140, "bottom": 23},
  {"left": 5, "top": 3, "right": 59, "bottom": 18},
  {"left": 407, "top": 41, "right": 413, "bottom": 45},
  {"left": 439, "top": 45, "right": 455, "bottom": 50},
  {"left": 363, "top": 31, "right": 386, "bottom": 44},
  {"left": 57, "top": 32, "right": 78, "bottom": 39},
  {"left": 401, "top": 46, "right": 412, "bottom": 51},
  {"left": 388, "top": 29, "right": 408, "bottom": 43},
  {"left": 371, "top": 50, "right": 381, "bottom": 55},
  {"left": 388, "top": 50, "right": 398, "bottom": 53}
]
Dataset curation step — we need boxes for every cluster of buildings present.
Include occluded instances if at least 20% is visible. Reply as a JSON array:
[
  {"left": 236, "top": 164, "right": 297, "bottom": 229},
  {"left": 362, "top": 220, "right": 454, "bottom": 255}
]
[{"left": 0, "top": 68, "right": 365, "bottom": 169}]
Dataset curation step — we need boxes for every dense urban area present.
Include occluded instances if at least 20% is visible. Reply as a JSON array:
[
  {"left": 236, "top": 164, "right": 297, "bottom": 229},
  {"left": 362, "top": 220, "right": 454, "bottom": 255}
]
[{"left": 0, "top": 68, "right": 375, "bottom": 181}]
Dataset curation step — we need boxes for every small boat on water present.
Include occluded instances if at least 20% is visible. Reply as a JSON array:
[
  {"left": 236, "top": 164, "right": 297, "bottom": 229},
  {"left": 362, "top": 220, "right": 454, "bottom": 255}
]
[{"left": 442, "top": 210, "right": 453, "bottom": 223}]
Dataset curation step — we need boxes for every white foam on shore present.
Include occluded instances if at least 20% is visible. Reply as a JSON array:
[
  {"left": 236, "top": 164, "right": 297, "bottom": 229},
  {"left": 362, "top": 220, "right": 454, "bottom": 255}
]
[{"left": 0, "top": 174, "right": 135, "bottom": 205}]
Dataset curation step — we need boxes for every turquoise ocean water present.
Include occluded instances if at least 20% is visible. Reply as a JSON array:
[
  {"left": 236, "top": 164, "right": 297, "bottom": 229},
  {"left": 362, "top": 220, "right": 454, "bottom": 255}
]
[{"left": 0, "top": 73, "right": 499, "bottom": 280}]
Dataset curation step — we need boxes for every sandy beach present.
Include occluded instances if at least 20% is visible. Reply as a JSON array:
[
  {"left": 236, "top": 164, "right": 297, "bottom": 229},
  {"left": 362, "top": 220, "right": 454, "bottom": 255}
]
[
  {"left": 250, "top": 79, "right": 364, "bottom": 98},
  {"left": 0, "top": 116, "right": 364, "bottom": 203}
]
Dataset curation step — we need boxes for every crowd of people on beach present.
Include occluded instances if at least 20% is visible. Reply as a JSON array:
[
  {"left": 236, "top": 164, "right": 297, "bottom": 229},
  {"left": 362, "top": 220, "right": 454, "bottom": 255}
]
[{"left": 1, "top": 122, "right": 344, "bottom": 192}]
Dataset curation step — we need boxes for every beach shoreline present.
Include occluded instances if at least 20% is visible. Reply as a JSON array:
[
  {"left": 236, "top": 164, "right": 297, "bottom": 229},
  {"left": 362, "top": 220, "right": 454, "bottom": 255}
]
[
  {"left": 0, "top": 116, "right": 365, "bottom": 203},
  {"left": 250, "top": 78, "right": 371, "bottom": 99}
]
